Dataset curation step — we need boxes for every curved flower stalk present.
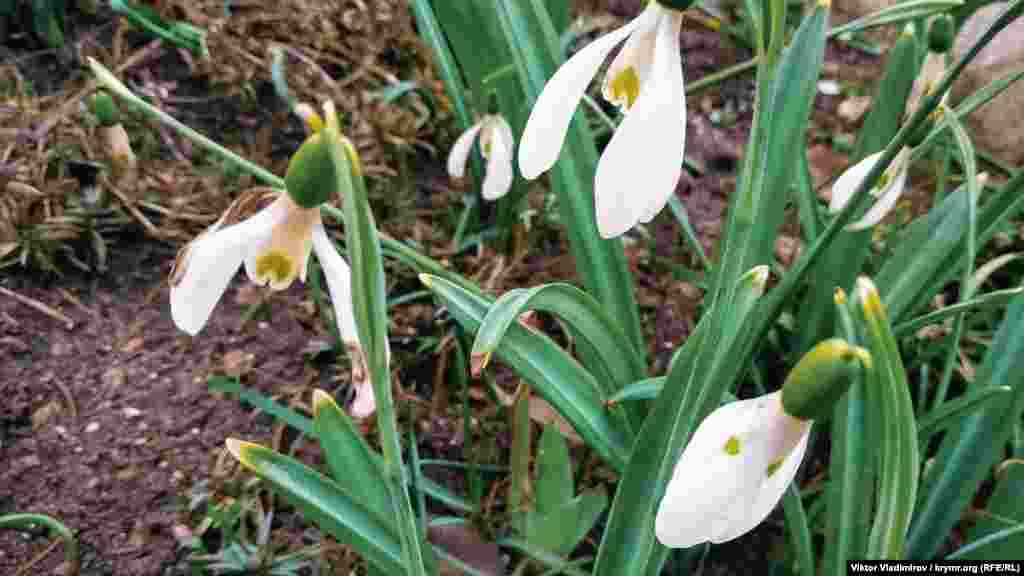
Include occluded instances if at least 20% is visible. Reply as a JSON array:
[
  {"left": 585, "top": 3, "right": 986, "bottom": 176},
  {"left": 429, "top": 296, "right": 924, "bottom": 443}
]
[
  {"left": 518, "top": 2, "right": 687, "bottom": 238},
  {"left": 655, "top": 339, "right": 869, "bottom": 548},
  {"left": 447, "top": 114, "right": 515, "bottom": 201},
  {"left": 829, "top": 147, "right": 911, "bottom": 231}
]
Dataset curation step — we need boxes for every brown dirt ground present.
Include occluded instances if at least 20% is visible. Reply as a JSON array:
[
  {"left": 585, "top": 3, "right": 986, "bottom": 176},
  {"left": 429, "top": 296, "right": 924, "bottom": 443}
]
[{"left": 0, "top": 2, "right": 893, "bottom": 574}]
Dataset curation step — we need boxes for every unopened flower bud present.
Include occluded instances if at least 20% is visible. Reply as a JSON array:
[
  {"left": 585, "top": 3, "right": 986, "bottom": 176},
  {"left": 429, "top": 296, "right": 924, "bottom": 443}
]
[
  {"left": 89, "top": 91, "right": 121, "bottom": 126},
  {"left": 927, "top": 15, "right": 955, "bottom": 54},
  {"left": 781, "top": 338, "right": 871, "bottom": 421},
  {"left": 656, "top": 0, "right": 696, "bottom": 10},
  {"left": 284, "top": 133, "right": 338, "bottom": 208}
]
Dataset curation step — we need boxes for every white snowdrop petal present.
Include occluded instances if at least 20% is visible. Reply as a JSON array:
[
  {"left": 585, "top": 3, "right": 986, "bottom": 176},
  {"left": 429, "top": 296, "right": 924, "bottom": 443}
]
[
  {"left": 518, "top": 12, "right": 652, "bottom": 180},
  {"left": 594, "top": 12, "right": 685, "bottom": 238},
  {"left": 243, "top": 196, "right": 290, "bottom": 284},
  {"left": 171, "top": 210, "right": 275, "bottom": 335},
  {"left": 482, "top": 127, "right": 514, "bottom": 200},
  {"left": 654, "top": 395, "right": 774, "bottom": 548},
  {"left": 491, "top": 115, "right": 515, "bottom": 163},
  {"left": 829, "top": 151, "right": 884, "bottom": 214},
  {"left": 311, "top": 222, "right": 359, "bottom": 345},
  {"left": 711, "top": 422, "right": 812, "bottom": 544},
  {"left": 447, "top": 119, "right": 485, "bottom": 179},
  {"left": 846, "top": 151, "right": 910, "bottom": 231},
  {"left": 601, "top": 6, "right": 661, "bottom": 108}
]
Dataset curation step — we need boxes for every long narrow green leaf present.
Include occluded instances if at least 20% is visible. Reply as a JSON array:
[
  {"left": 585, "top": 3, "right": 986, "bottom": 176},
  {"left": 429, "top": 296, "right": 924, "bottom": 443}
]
[
  {"left": 893, "top": 287, "right": 1024, "bottom": 337},
  {"left": 421, "top": 274, "right": 632, "bottom": 472},
  {"left": 471, "top": 283, "right": 645, "bottom": 428},
  {"left": 824, "top": 289, "right": 871, "bottom": 574},
  {"left": 917, "top": 386, "right": 1013, "bottom": 437},
  {"left": 313, "top": 390, "right": 393, "bottom": 524},
  {"left": 959, "top": 462, "right": 1024, "bottom": 560},
  {"left": 228, "top": 441, "right": 405, "bottom": 574},
  {"left": 906, "top": 295, "right": 1024, "bottom": 558},
  {"left": 536, "top": 423, "right": 573, "bottom": 515},
  {"left": 782, "top": 484, "right": 815, "bottom": 576},
  {"left": 857, "top": 280, "right": 919, "bottom": 560}
]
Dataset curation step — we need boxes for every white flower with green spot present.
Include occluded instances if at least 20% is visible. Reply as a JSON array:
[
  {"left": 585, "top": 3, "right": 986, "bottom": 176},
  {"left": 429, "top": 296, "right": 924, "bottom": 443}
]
[
  {"left": 518, "top": 1, "right": 686, "bottom": 238},
  {"left": 655, "top": 391, "right": 812, "bottom": 547},
  {"left": 829, "top": 147, "right": 911, "bottom": 230},
  {"left": 169, "top": 189, "right": 358, "bottom": 348},
  {"left": 447, "top": 114, "right": 515, "bottom": 201}
]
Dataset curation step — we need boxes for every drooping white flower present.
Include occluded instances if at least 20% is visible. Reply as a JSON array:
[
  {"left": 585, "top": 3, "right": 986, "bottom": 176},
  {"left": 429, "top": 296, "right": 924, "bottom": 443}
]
[
  {"left": 829, "top": 147, "right": 911, "bottom": 231},
  {"left": 447, "top": 114, "right": 515, "bottom": 201},
  {"left": 169, "top": 189, "right": 358, "bottom": 343},
  {"left": 655, "top": 391, "right": 812, "bottom": 548},
  {"left": 518, "top": 3, "right": 686, "bottom": 238}
]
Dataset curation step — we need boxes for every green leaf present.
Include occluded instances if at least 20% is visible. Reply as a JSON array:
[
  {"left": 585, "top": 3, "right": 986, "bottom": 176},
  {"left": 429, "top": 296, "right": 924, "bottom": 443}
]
[
  {"left": 856, "top": 279, "right": 919, "bottom": 560},
  {"left": 958, "top": 463, "right": 1024, "bottom": 560},
  {"left": 312, "top": 390, "right": 392, "bottom": 524},
  {"left": 824, "top": 289, "right": 872, "bottom": 575},
  {"left": 525, "top": 488, "right": 608, "bottom": 557},
  {"left": 471, "top": 283, "right": 645, "bottom": 428},
  {"left": 917, "top": 385, "right": 1013, "bottom": 438},
  {"left": 735, "top": 0, "right": 829, "bottom": 277},
  {"left": 228, "top": 441, "right": 405, "bottom": 574},
  {"left": 906, "top": 295, "right": 1024, "bottom": 559},
  {"left": 536, "top": 423, "right": 573, "bottom": 515},
  {"left": 207, "top": 376, "right": 314, "bottom": 437},
  {"left": 420, "top": 274, "right": 632, "bottom": 472}
]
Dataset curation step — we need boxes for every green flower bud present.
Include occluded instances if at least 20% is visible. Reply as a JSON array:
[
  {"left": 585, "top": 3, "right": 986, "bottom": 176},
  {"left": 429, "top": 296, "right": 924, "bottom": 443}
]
[
  {"left": 781, "top": 338, "right": 871, "bottom": 421},
  {"left": 656, "top": 0, "right": 696, "bottom": 11},
  {"left": 284, "top": 133, "right": 337, "bottom": 209},
  {"left": 927, "top": 15, "right": 955, "bottom": 54},
  {"left": 89, "top": 91, "right": 121, "bottom": 126}
]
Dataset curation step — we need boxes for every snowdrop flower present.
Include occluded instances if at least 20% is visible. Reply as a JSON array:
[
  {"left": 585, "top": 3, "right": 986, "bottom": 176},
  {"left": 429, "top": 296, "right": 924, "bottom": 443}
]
[
  {"left": 656, "top": 339, "right": 869, "bottom": 548},
  {"left": 169, "top": 188, "right": 357, "bottom": 343},
  {"left": 518, "top": 2, "right": 687, "bottom": 238},
  {"left": 655, "top": 391, "right": 812, "bottom": 547},
  {"left": 169, "top": 119, "right": 381, "bottom": 418},
  {"left": 829, "top": 147, "right": 911, "bottom": 231},
  {"left": 447, "top": 114, "right": 515, "bottom": 201}
]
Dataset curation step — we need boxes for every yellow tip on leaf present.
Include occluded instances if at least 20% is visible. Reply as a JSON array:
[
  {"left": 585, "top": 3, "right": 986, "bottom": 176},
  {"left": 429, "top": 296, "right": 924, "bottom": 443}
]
[
  {"left": 418, "top": 273, "right": 434, "bottom": 288},
  {"left": 225, "top": 438, "right": 262, "bottom": 468},
  {"left": 312, "top": 389, "right": 339, "bottom": 416},
  {"left": 856, "top": 277, "right": 886, "bottom": 320},
  {"left": 834, "top": 287, "right": 847, "bottom": 305}
]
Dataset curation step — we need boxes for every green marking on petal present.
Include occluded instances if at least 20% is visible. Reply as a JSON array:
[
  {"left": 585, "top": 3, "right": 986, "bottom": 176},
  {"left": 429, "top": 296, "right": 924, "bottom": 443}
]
[
  {"left": 724, "top": 436, "right": 741, "bottom": 456},
  {"left": 766, "top": 459, "right": 784, "bottom": 477},
  {"left": 609, "top": 66, "right": 641, "bottom": 110},
  {"left": 482, "top": 140, "right": 492, "bottom": 158},
  {"left": 255, "top": 251, "right": 294, "bottom": 286}
]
